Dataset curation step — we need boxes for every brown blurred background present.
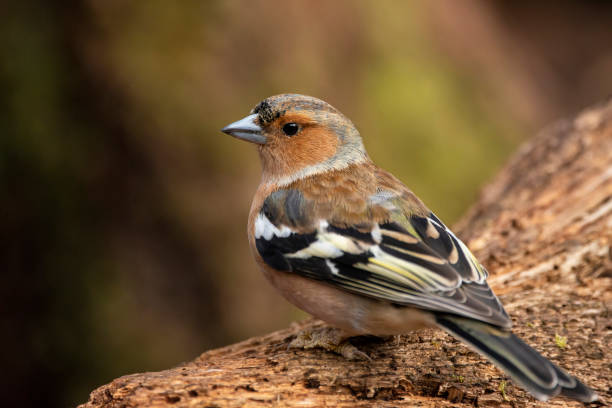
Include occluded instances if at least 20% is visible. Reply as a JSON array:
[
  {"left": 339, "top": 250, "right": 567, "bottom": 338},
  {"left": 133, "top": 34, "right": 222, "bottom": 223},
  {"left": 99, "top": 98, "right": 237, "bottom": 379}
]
[{"left": 1, "top": 1, "right": 611, "bottom": 406}]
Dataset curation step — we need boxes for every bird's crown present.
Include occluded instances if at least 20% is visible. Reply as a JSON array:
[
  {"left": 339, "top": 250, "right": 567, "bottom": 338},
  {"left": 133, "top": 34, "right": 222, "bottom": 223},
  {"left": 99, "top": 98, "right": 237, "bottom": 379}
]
[{"left": 252, "top": 94, "right": 341, "bottom": 125}]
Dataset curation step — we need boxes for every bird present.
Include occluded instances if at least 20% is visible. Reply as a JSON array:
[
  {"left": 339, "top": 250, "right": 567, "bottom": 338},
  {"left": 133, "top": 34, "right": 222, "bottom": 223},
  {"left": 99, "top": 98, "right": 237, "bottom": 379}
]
[{"left": 221, "top": 93, "right": 598, "bottom": 403}]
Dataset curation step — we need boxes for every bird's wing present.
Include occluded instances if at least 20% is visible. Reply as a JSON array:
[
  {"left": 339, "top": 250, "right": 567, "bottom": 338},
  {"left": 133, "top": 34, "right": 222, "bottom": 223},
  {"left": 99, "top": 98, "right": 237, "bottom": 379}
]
[{"left": 255, "top": 188, "right": 511, "bottom": 328}]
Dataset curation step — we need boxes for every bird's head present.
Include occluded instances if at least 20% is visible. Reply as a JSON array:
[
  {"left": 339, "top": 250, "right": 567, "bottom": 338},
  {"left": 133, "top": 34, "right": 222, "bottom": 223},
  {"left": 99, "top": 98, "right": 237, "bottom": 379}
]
[{"left": 222, "top": 94, "right": 368, "bottom": 185}]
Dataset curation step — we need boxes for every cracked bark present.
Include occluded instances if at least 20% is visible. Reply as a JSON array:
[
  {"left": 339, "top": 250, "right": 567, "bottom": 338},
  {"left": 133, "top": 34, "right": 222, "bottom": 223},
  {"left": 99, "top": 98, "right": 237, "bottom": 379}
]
[{"left": 80, "top": 101, "right": 612, "bottom": 408}]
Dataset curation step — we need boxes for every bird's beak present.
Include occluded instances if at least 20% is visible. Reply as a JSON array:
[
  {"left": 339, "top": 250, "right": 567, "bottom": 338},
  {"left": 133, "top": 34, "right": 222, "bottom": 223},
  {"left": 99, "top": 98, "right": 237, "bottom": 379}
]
[{"left": 221, "top": 113, "right": 266, "bottom": 145}]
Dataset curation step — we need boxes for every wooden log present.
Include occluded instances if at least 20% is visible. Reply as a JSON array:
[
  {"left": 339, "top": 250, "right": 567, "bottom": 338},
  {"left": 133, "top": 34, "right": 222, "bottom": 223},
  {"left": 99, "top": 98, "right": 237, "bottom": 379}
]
[{"left": 80, "top": 101, "right": 612, "bottom": 407}]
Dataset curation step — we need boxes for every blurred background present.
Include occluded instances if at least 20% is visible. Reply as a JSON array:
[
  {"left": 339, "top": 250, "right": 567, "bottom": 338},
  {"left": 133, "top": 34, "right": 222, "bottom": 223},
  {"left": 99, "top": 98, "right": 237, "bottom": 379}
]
[{"left": 2, "top": 1, "right": 611, "bottom": 406}]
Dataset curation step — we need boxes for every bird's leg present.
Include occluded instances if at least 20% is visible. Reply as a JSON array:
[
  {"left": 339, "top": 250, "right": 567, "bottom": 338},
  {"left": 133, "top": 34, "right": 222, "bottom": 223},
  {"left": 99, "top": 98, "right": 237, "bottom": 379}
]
[{"left": 288, "top": 326, "right": 371, "bottom": 361}]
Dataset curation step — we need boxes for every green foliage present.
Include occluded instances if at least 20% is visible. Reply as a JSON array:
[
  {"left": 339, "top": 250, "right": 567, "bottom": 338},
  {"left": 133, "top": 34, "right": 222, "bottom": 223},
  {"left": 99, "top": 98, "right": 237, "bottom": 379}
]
[
  {"left": 555, "top": 333, "right": 568, "bottom": 349},
  {"left": 499, "top": 380, "right": 510, "bottom": 401}
]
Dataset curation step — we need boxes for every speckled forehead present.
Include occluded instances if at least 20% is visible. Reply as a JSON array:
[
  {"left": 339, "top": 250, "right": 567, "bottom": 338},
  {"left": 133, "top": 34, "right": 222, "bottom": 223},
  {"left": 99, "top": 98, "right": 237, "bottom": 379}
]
[{"left": 252, "top": 94, "right": 340, "bottom": 124}]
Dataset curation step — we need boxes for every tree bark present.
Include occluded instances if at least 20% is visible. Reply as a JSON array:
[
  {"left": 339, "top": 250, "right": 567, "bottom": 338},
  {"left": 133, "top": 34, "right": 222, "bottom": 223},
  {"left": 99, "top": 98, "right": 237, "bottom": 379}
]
[{"left": 80, "top": 101, "right": 612, "bottom": 408}]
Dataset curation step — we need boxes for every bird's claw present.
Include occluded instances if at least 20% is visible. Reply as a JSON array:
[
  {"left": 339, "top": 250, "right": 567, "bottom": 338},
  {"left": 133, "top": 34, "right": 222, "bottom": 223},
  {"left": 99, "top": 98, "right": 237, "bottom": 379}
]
[{"left": 288, "top": 326, "right": 371, "bottom": 361}]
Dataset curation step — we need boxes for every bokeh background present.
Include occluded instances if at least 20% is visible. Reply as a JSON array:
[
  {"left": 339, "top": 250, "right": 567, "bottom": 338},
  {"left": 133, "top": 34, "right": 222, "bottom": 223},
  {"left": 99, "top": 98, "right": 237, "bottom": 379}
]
[{"left": 2, "top": 1, "right": 611, "bottom": 406}]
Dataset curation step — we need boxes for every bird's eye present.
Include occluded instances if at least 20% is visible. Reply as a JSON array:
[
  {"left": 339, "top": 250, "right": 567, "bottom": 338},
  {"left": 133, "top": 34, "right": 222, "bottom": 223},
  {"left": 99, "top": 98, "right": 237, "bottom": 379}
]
[{"left": 282, "top": 122, "right": 299, "bottom": 136}]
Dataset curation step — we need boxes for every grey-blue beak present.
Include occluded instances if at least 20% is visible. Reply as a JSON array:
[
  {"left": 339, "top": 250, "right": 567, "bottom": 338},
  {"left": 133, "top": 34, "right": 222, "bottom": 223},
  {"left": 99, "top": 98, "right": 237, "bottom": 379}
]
[{"left": 221, "top": 113, "right": 266, "bottom": 145}]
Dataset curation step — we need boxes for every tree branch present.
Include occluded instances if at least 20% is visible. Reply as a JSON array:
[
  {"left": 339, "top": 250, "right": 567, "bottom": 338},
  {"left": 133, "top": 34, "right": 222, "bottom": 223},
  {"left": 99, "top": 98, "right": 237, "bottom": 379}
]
[{"left": 81, "top": 101, "right": 612, "bottom": 407}]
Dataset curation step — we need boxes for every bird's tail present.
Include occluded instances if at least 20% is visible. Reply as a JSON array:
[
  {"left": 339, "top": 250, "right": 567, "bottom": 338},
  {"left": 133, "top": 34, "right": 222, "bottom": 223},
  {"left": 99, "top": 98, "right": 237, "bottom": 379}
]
[{"left": 435, "top": 314, "right": 598, "bottom": 402}]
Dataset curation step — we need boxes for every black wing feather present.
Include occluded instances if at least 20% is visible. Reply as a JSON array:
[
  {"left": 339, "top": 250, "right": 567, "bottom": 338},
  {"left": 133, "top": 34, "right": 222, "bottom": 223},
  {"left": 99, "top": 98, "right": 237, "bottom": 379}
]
[{"left": 254, "top": 194, "right": 510, "bottom": 328}]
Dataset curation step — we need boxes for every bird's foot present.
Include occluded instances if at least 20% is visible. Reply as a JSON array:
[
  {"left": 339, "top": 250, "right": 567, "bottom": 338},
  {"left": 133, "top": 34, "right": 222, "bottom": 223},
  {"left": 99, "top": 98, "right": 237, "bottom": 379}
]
[{"left": 288, "top": 326, "right": 371, "bottom": 361}]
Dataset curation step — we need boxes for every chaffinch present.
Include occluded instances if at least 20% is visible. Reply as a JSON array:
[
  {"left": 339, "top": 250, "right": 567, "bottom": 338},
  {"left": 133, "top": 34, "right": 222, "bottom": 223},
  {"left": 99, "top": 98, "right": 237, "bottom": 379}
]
[{"left": 221, "top": 94, "right": 597, "bottom": 402}]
